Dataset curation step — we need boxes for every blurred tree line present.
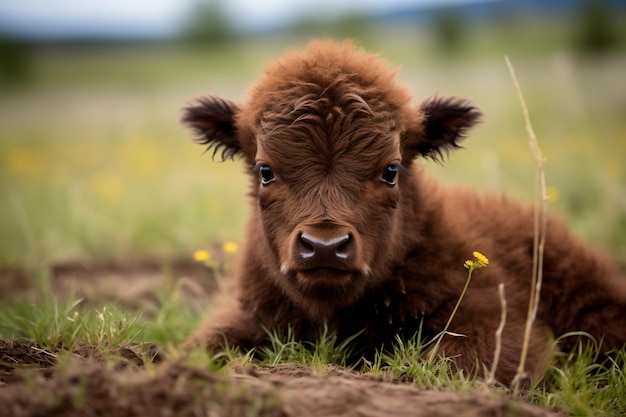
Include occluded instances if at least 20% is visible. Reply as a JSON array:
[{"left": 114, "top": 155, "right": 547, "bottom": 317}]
[
  {"left": 0, "top": 34, "right": 30, "bottom": 86},
  {"left": 433, "top": 0, "right": 622, "bottom": 55},
  {"left": 573, "top": 0, "right": 621, "bottom": 53},
  {"left": 0, "top": 0, "right": 624, "bottom": 87},
  {"left": 177, "top": 0, "right": 623, "bottom": 54},
  {"left": 178, "top": 0, "right": 374, "bottom": 46},
  {"left": 180, "top": 0, "right": 235, "bottom": 45}
]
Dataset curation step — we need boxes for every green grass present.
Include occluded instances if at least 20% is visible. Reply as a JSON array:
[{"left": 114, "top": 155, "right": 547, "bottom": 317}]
[
  {"left": 0, "top": 267, "right": 207, "bottom": 356},
  {"left": 2, "top": 286, "right": 625, "bottom": 416},
  {"left": 527, "top": 338, "right": 626, "bottom": 415}
]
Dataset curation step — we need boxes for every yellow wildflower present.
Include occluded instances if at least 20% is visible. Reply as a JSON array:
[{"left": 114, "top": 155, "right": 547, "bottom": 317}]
[
  {"left": 473, "top": 251, "right": 489, "bottom": 266},
  {"left": 193, "top": 249, "right": 211, "bottom": 262},
  {"left": 464, "top": 260, "right": 474, "bottom": 269},
  {"left": 222, "top": 241, "right": 239, "bottom": 254}
]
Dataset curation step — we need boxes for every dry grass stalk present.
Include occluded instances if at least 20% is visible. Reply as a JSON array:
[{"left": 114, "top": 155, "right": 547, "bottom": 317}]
[
  {"left": 487, "top": 283, "right": 506, "bottom": 386},
  {"left": 505, "top": 56, "right": 549, "bottom": 392}
]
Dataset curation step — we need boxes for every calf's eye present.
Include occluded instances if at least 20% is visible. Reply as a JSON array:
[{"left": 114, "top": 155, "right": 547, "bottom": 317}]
[
  {"left": 381, "top": 164, "right": 399, "bottom": 186},
  {"left": 258, "top": 164, "right": 275, "bottom": 185}
]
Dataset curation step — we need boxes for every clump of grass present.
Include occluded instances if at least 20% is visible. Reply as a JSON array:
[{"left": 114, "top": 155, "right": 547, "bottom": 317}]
[
  {"left": 0, "top": 269, "right": 208, "bottom": 365},
  {"left": 366, "top": 330, "right": 477, "bottom": 390},
  {"left": 0, "top": 295, "right": 143, "bottom": 352},
  {"left": 524, "top": 336, "right": 626, "bottom": 416},
  {"left": 258, "top": 325, "right": 359, "bottom": 371},
  {"left": 180, "top": 342, "right": 254, "bottom": 373}
]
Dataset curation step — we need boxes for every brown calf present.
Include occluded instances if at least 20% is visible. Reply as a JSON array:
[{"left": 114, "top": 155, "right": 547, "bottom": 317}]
[{"left": 182, "top": 40, "right": 626, "bottom": 384}]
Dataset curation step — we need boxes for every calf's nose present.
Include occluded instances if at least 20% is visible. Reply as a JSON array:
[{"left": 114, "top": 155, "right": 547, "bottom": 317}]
[{"left": 296, "top": 231, "right": 355, "bottom": 269}]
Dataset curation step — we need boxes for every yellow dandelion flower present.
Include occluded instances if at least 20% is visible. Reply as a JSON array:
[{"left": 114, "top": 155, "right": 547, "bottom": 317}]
[
  {"left": 222, "top": 241, "right": 239, "bottom": 254},
  {"left": 193, "top": 249, "right": 211, "bottom": 262},
  {"left": 473, "top": 251, "right": 489, "bottom": 266}
]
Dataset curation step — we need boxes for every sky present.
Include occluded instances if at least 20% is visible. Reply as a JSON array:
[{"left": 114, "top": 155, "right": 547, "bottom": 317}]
[{"left": 0, "top": 0, "right": 482, "bottom": 40}]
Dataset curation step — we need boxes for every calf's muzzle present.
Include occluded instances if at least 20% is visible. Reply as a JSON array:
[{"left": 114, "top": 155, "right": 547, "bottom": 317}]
[{"left": 292, "top": 223, "right": 358, "bottom": 271}]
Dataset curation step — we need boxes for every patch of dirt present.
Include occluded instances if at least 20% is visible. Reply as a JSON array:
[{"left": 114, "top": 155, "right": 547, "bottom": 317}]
[
  {"left": 0, "top": 259, "right": 216, "bottom": 307},
  {"left": 0, "top": 261, "right": 566, "bottom": 417},
  {"left": 0, "top": 340, "right": 57, "bottom": 385},
  {"left": 0, "top": 347, "right": 563, "bottom": 417}
]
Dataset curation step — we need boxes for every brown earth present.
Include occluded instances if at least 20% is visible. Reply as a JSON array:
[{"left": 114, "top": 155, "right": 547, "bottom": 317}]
[{"left": 0, "top": 261, "right": 565, "bottom": 417}]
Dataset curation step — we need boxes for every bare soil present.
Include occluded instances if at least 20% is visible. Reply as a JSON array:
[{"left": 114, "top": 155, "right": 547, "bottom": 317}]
[{"left": 0, "top": 261, "right": 565, "bottom": 417}]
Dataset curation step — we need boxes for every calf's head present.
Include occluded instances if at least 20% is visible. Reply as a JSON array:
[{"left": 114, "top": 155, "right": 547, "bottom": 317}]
[{"left": 183, "top": 41, "right": 480, "bottom": 314}]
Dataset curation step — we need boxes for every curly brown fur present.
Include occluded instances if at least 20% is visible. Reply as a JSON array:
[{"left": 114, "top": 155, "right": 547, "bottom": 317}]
[{"left": 182, "top": 40, "right": 626, "bottom": 384}]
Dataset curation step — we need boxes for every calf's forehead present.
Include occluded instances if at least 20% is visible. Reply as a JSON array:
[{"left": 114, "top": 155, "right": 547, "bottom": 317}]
[{"left": 255, "top": 99, "right": 401, "bottom": 178}]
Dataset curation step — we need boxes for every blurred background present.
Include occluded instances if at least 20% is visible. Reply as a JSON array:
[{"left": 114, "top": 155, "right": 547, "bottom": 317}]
[{"left": 1, "top": 0, "right": 625, "bottom": 269}]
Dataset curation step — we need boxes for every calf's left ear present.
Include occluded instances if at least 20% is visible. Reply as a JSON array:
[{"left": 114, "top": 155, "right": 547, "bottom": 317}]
[
  {"left": 403, "top": 96, "right": 482, "bottom": 161},
  {"left": 182, "top": 96, "right": 249, "bottom": 161}
]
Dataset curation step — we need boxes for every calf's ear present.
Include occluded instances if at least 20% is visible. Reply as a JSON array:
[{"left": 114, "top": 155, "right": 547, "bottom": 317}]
[
  {"left": 182, "top": 96, "right": 247, "bottom": 161},
  {"left": 404, "top": 96, "right": 482, "bottom": 162}
]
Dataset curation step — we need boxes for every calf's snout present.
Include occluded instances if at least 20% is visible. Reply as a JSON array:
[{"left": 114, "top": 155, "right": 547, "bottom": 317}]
[{"left": 292, "top": 224, "right": 359, "bottom": 271}]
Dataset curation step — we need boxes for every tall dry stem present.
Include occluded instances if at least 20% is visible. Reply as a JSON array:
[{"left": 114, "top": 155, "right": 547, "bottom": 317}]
[
  {"left": 487, "top": 283, "right": 507, "bottom": 386},
  {"left": 505, "top": 56, "right": 549, "bottom": 392}
]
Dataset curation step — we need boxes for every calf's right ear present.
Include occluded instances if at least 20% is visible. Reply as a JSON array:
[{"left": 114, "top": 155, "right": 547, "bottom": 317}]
[
  {"left": 182, "top": 96, "right": 247, "bottom": 161},
  {"left": 402, "top": 96, "right": 482, "bottom": 162}
]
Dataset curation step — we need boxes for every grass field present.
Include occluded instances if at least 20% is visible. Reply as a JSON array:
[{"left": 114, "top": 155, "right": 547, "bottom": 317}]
[
  {"left": 1, "top": 22, "right": 626, "bottom": 416},
  {"left": 1, "top": 28, "right": 625, "bottom": 268}
]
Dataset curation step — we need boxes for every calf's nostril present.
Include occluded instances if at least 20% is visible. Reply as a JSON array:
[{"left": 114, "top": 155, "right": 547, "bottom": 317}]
[
  {"left": 298, "top": 233, "right": 316, "bottom": 259},
  {"left": 335, "top": 235, "right": 352, "bottom": 259}
]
